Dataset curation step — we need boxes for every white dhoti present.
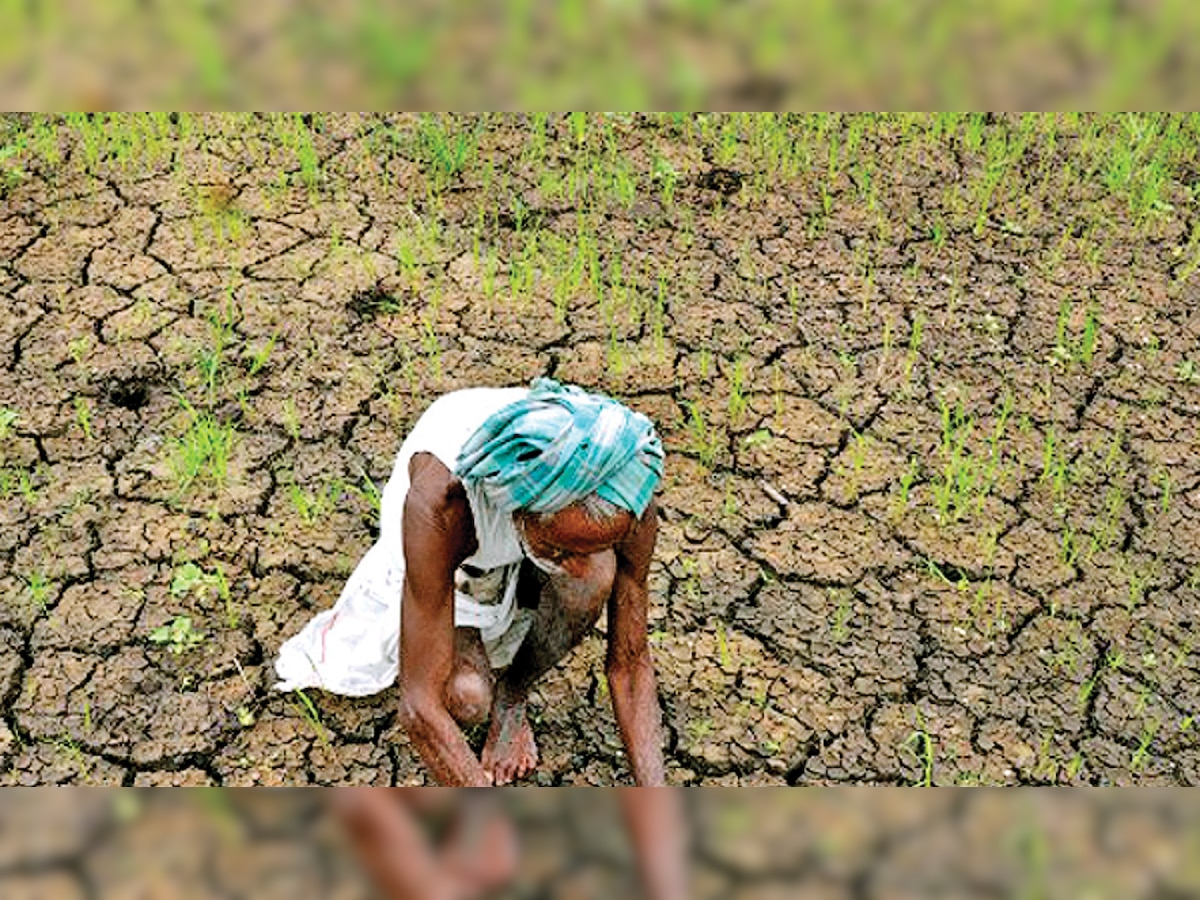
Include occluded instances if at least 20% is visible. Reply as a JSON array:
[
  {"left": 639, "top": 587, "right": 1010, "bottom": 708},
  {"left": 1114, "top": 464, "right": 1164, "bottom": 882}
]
[{"left": 273, "top": 545, "right": 534, "bottom": 696}]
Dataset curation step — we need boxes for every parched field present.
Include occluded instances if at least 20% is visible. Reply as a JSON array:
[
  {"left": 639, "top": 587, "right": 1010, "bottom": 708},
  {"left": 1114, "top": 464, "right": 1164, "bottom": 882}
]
[{"left": 0, "top": 113, "right": 1198, "bottom": 787}]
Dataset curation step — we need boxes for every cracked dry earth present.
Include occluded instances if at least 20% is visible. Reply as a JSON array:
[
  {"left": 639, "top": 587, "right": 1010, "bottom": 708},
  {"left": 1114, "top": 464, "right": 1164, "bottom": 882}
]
[
  {"left": 1, "top": 114, "right": 1199, "bottom": 787},
  {"left": 2, "top": 791, "right": 1198, "bottom": 900}
]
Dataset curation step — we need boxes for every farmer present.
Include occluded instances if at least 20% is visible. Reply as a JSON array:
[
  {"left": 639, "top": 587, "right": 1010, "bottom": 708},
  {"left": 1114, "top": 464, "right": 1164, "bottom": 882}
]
[{"left": 276, "top": 378, "right": 668, "bottom": 786}]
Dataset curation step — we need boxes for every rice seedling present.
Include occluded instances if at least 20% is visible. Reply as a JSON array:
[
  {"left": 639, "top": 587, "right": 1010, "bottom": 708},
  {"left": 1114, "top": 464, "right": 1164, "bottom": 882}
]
[
  {"left": 26, "top": 570, "right": 53, "bottom": 613},
  {"left": 68, "top": 336, "right": 90, "bottom": 365},
  {"left": 245, "top": 332, "right": 278, "bottom": 377},
  {"left": 281, "top": 399, "right": 301, "bottom": 441},
  {"left": 900, "top": 712, "right": 935, "bottom": 787},
  {"left": 0, "top": 407, "right": 18, "bottom": 442},
  {"left": 287, "top": 477, "right": 344, "bottom": 528},
  {"left": 73, "top": 397, "right": 94, "bottom": 440},
  {"left": 684, "top": 401, "right": 721, "bottom": 469},
  {"left": 52, "top": 736, "right": 91, "bottom": 781},
  {"left": 291, "top": 688, "right": 331, "bottom": 748},
  {"left": 167, "top": 398, "right": 236, "bottom": 497},
  {"left": 929, "top": 397, "right": 985, "bottom": 525},
  {"left": 829, "top": 589, "right": 853, "bottom": 642},
  {"left": 1129, "top": 719, "right": 1158, "bottom": 774}
]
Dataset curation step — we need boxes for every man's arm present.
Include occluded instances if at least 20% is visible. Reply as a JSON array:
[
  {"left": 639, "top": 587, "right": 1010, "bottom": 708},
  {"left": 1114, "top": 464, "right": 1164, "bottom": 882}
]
[
  {"left": 607, "top": 498, "right": 667, "bottom": 786},
  {"left": 398, "top": 458, "right": 491, "bottom": 787}
]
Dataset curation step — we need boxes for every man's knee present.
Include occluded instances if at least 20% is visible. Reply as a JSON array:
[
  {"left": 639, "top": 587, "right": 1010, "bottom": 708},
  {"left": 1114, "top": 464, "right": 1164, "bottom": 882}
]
[{"left": 445, "top": 669, "right": 493, "bottom": 725}]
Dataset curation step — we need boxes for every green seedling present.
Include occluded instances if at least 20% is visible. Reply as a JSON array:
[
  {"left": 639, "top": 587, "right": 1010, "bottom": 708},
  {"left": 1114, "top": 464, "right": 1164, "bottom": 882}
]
[
  {"left": 281, "top": 398, "right": 301, "bottom": 440},
  {"left": 74, "top": 397, "right": 94, "bottom": 440},
  {"left": 172, "top": 561, "right": 236, "bottom": 628},
  {"left": 1066, "top": 752, "right": 1085, "bottom": 780},
  {"left": 715, "top": 618, "right": 732, "bottom": 672},
  {"left": 1080, "top": 303, "right": 1098, "bottom": 364},
  {"left": 900, "top": 713, "right": 935, "bottom": 787},
  {"left": 1077, "top": 675, "right": 1099, "bottom": 711},
  {"left": 1173, "top": 636, "right": 1195, "bottom": 669},
  {"left": 53, "top": 736, "right": 91, "bottom": 781},
  {"left": 1049, "top": 297, "right": 1100, "bottom": 367},
  {"left": 246, "top": 332, "right": 279, "bottom": 377},
  {"left": 931, "top": 397, "right": 983, "bottom": 524},
  {"left": 167, "top": 400, "right": 235, "bottom": 497},
  {"left": 1175, "top": 359, "right": 1199, "bottom": 384},
  {"left": 1129, "top": 720, "right": 1158, "bottom": 773},
  {"left": 651, "top": 154, "right": 678, "bottom": 204},
  {"left": 290, "top": 688, "right": 331, "bottom": 748},
  {"left": 726, "top": 357, "right": 749, "bottom": 426},
  {"left": 1124, "top": 561, "right": 1155, "bottom": 611},
  {"left": 742, "top": 429, "right": 772, "bottom": 450},
  {"left": 68, "top": 336, "right": 91, "bottom": 365},
  {"left": 0, "top": 407, "right": 18, "bottom": 441},
  {"left": 0, "top": 143, "right": 26, "bottom": 195},
  {"left": 683, "top": 401, "right": 720, "bottom": 468},
  {"left": 410, "top": 114, "right": 480, "bottom": 192},
  {"left": 338, "top": 469, "right": 383, "bottom": 526},
  {"left": 688, "top": 718, "right": 713, "bottom": 742},
  {"left": 1059, "top": 524, "right": 1081, "bottom": 567},
  {"left": 830, "top": 590, "right": 853, "bottom": 642},
  {"left": 0, "top": 466, "right": 38, "bottom": 503},
  {"left": 288, "top": 478, "right": 345, "bottom": 527},
  {"left": 26, "top": 571, "right": 53, "bottom": 613},
  {"left": 149, "top": 615, "right": 206, "bottom": 655},
  {"left": 1151, "top": 467, "right": 1171, "bottom": 512}
]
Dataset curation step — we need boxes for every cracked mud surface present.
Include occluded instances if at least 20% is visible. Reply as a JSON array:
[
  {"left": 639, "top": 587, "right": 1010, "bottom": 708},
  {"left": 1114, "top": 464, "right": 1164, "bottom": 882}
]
[
  {"left": 1, "top": 114, "right": 1198, "bottom": 786},
  {"left": 1, "top": 791, "right": 1197, "bottom": 899}
]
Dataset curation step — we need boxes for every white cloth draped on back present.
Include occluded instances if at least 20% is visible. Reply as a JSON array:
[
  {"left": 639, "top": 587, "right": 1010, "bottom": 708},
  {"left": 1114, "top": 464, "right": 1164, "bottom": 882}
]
[{"left": 273, "top": 387, "right": 531, "bottom": 697}]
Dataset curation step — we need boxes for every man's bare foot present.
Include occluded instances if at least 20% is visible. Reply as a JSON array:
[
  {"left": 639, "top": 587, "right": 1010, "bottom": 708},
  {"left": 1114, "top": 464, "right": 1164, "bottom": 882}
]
[{"left": 481, "top": 697, "right": 539, "bottom": 785}]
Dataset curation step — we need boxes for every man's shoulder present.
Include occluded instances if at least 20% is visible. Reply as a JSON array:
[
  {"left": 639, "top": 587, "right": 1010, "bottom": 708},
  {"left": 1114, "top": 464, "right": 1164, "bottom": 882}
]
[
  {"left": 404, "top": 454, "right": 480, "bottom": 563},
  {"left": 405, "top": 453, "right": 472, "bottom": 527}
]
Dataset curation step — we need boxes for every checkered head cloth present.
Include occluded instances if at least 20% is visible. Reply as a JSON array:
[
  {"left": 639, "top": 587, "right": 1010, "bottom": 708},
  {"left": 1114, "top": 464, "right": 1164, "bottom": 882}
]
[{"left": 455, "top": 378, "right": 663, "bottom": 516}]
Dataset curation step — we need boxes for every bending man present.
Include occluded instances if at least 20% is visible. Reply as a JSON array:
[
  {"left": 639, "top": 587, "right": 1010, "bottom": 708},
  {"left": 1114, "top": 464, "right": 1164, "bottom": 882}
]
[{"left": 276, "top": 379, "right": 668, "bottom": 786}]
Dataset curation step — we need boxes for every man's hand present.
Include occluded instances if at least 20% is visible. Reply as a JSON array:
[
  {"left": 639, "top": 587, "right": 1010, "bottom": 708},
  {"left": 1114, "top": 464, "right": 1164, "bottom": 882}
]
[{"left": 607, "top": 499, "right": 667, "bottom": 786}]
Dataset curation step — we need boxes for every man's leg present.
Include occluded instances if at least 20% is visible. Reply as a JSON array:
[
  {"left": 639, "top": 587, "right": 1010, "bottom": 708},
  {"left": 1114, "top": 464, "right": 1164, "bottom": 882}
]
[
  {"left": 482, "top": 550, "right": 616, "bottom": 784},
  {"left": 445, "top": 627, "right": 494, "bottom": 726}
]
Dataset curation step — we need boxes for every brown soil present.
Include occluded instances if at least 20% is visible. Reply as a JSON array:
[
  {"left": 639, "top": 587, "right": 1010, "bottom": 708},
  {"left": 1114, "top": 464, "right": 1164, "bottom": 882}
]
[{"left": 1, "top": 114, "right": 1198, "bottom": 787}]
